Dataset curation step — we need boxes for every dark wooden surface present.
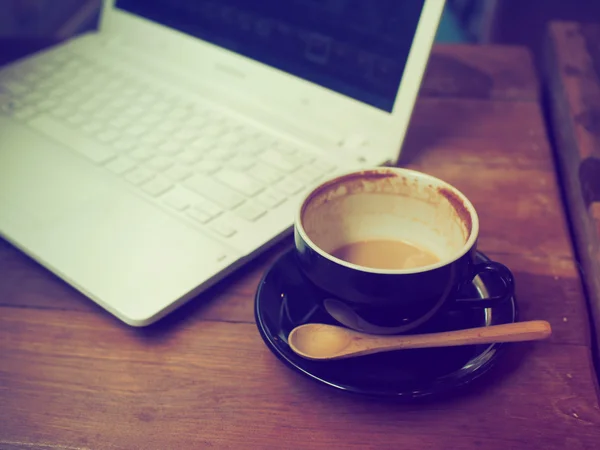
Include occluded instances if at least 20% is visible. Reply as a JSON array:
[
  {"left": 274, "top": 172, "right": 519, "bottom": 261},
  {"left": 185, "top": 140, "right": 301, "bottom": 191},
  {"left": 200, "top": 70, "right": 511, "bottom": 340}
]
[
  {"left": 543, "top": 22, "right": 600, "bottom": 362},
  {"left": 2, "top": 44, "right": 600, "bottom": 449}
]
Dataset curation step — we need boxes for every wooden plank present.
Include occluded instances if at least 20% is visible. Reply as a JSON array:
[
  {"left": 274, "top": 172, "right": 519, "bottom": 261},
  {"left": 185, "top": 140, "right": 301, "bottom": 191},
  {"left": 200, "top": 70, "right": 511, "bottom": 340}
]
[
  {"left": 401, "top": 98, "right": 552, "bottom": 169},
  {"left": 543, "top": 21, "right": 600, "bottom": 356},
  {"left": 0, "top": 309, "right": 598, "bottom": 450},
  {"left": 422, "top": 44, "right": 539, "bottom": 101}
]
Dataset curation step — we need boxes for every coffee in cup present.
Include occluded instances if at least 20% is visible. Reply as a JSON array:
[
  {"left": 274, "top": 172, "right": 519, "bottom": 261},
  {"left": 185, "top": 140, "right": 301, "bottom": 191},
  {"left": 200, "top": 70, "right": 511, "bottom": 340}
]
[
  {"left": 331, "top": 238, "right": 441, "bottom": 270},
  {"left": 294, "top": 167, "right": 514, "bottom": 334}
]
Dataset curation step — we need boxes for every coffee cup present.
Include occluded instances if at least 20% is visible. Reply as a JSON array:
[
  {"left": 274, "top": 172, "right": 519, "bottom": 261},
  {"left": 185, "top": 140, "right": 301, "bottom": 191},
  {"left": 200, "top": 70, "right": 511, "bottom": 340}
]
[{"left": 294, "top": 167, "right": 514, "bottom": 334}]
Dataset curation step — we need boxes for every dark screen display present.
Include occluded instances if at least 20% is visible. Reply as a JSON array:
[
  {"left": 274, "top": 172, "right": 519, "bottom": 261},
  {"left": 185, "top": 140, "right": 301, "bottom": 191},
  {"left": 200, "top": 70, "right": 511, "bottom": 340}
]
[{"left": 115, "top": 0, "right": 425, "bottom": 112}]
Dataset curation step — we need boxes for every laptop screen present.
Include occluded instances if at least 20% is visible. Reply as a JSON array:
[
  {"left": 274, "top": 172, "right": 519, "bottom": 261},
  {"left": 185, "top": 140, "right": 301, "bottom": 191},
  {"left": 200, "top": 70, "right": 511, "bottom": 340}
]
[{"left": 114, "top": 1, "right": 426, "bottom": 112}]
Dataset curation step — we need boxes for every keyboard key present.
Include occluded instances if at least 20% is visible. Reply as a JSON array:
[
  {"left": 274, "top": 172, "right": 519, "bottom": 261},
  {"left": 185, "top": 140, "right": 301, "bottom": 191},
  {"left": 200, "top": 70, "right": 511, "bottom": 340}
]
[
  {"left": 221, "top": 134, "right": 242, "bottom": 147},
  {"left": 310, "top": 159, "right": 337, "bottom": 176},
  {"left": 195, "top": 199, "right": 222, "bottom": 218},
  {"left": 137, "top": 113, "right": 162, "bottom": 127},
  {"left": 1, "top": 79, "right": 28, "bottom": 96},
  {"left": 125, "top": 167, "right": 155, "bottom": 185},
  {"left": 22, "top": 91, "right": 45, "bottom": 105},
  {"left": 13, "top": 106, "right": 37, "bottom": 120},
  {"left": 66, "top": 114, "right": 86, "bottom": 126},
  {"left": 145, "top": 156, "right": 173, "bottom": 171},
  {"left": 237, "top": 127, "right": 256, "bottom": 140},
  {"left": 81, "top": 121, "right": 103, "bottom": 134},
  {"left": 79, "top": 99, "right": 101, "bottom": 113},
  {"left": 36, "top": 78, "right": 56, "bottom": 90},
  {"left": 139, "top": 132, "right": 165, "bottom": 146},
  {"left": 141, "top": 176, "right": 173, "bottom": 197},
  {"left": 150, "top": 100, "right": 171, "bottom": 114},
  {"left": 0, "top": 99, "right": 19, "bottom": 116},
  {"left": 187, "top": 208, "right": 212, "bottom": 224},
  {"left": 215, "top": 169, "right": 264, "bottom": 196},
  {"left": 188, "top": 137, "right": 214, "bottom": 153},
  {"left": 138, "top": 93, "right": 156, "bottom": 105},
  {"left": 194, "top": 160, "right": 221, "bottom": 174},
  {"left": 47, "top": 86, "right": 68, "bottom": 99},
  {"left": 256, "top": 190, "right": 287, "bottom": 209},
  {"left": 235, "top": 201, "right": 267, "bottom": 221},
  {"left": 113, "top": 138, "right": 137, "bottom": 152},
  {"left": 124, "top": 124, "right": 148, "bottom": 137},
  {"left": 107, "top": 97, "right": 129, "bottom": 110},
  {"left": 122, "top": 86, "right": 141, "bottom": 97},
  {"left": 167, "top": 107, "right": 189, "bottom": 121},
  {"left": 105, "top": 156, "right": 136, "bottom": 175},
  {"left": 109, "top": 116, "right": 133, "bottom": 128},
  {"left": 210, "top": 222, "right": 236, "bottom": 238},
  {"left": 23, "top": 72, "right": 41, "bottom": 84},
  {"left": 249, "top": 162, "right": 283, "bottom": 184},
  {"left": 292, "top": 166, "right": 323, "bottom": 185},
  {"left": 59, "top": 81, "right": 79, "bottom": 95},
  {"left": 164, "top": 165, "right": 192, "bottom": 182},
  {"left": 276, "top": 177, "right": 304, "bottom": 196},
  {"left": 236, "top": 142, "right": 265, "bottom": 156},
  {"left": 129, "top": 147, "right": 155, "bottom": 161},
  {"left": 173, "top": 128, "right": 198, "bottom": 141},
  {"left": 163, "top": 187, "right": 192, "bottom": 211},
  {"left": 155, "top": 120, "right": 178, "bottom": 134},
  {"left": 254, "top": 135, "right": 275, "bottom": 148},
  {"left": 158, "top": 141, "right": 183, "bottom": 155},
  {"left": 36, "top": 99, "right": 57, "bottom": 111},
  {"left": 184, "top": 175, "right": 245, "bottom": 209},
  {"left": 28, "top": 115, "right": 116, "bottom": 164},
  {"left": 260, "top": 149, "right": 301, "bottom": 172},
  {"left": 93, "top": 108, "right": 114, "bottom": 121},
  {"left": 97, "top": 129, "right": 120, "bottom": 143},
  {"left": 230, "top": 156, "right": 255, "bottom": 170},
  {"left": 274, "top": 143, "right": 297, "bottom": 154},
  {"left": 50, "top": 106, "right": 71, "bottom": 119},
  {"left": 122, "top": 105, "right": 145, "bottom": 117},
  {"left": 178, "top": 150, "right": 203, "bottom": 165},
  {"left": 205, "top": 148, "right": 234, "bottom": 161},
  {"left": 185, "top": 114, "right": 208, "bottom": 129},
  {"left": 203, "top": 123, "right": 227, "bottom": 137},
  {"left": 292, "top": 150, "right": 316, "bottom": 165}
]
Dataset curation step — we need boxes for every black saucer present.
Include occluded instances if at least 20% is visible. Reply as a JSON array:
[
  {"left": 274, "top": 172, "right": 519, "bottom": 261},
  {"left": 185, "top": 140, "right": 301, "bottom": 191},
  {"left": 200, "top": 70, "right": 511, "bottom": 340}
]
[{"left": 254, "top": 248, "right": 517, "bottom": 399}]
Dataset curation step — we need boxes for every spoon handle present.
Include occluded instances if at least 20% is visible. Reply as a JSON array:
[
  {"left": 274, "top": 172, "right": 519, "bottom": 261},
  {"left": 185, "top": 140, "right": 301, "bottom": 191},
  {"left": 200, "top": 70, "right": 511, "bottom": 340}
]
[{"left": 363, "top": 320, "right": 552, "bottom": 354}]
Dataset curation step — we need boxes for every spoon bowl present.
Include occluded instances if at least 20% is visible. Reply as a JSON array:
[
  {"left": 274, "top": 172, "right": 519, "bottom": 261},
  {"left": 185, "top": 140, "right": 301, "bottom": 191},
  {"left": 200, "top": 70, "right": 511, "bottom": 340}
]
[{"left": 288, "top": 320, "right": 552, "bottom": 361}]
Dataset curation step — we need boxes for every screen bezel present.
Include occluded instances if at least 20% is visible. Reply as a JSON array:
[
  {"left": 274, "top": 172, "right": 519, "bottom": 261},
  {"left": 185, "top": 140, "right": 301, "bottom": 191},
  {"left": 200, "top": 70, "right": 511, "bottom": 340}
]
[{"left": 99, "top": 0, "right": 444, "bottom": 162}]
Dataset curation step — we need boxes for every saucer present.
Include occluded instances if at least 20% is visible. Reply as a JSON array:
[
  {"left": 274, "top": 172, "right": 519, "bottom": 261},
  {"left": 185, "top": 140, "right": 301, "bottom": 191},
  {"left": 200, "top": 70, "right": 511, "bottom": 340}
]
[{"left": 254, "top": 248, "right": 517, "bottom": 399}]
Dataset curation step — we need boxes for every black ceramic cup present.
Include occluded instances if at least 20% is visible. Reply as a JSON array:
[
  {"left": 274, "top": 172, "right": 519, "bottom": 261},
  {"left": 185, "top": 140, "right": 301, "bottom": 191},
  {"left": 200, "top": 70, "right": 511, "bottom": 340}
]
[{"left": 294, "top": 167, "right": 514, "bottom": 334}]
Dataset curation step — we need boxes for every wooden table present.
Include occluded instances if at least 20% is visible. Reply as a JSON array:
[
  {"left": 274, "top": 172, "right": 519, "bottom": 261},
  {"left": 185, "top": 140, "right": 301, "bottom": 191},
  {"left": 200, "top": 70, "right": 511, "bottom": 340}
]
[
  {"left": 544, "top": 21, "right": 600, "bottom": 366},
  {"left": 2, "top": 45, "right": 600, "bottom": 449}
]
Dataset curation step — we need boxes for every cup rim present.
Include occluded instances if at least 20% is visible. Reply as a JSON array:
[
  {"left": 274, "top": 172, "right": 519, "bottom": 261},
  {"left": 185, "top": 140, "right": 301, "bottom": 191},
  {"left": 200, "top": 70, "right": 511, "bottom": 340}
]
[{"left": 295, "top": 167, "right": 480, "bottom": 275}]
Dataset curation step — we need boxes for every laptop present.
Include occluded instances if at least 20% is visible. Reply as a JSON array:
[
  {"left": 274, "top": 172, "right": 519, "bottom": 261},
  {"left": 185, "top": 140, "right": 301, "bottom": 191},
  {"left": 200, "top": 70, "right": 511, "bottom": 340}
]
[{"left": 0, "top": 0, "right": 444, "bottom": 326}]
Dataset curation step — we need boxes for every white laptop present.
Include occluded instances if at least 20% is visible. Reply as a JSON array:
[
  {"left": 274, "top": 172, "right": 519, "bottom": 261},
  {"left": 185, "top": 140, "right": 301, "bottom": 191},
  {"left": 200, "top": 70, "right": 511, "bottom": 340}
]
[{"left": 0, "top": 0, "right": 444, "bottom": 326}]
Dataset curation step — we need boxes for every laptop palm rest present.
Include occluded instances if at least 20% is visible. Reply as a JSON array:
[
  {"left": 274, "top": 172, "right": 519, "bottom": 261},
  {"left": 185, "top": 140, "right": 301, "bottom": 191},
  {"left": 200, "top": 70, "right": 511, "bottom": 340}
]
[{"left": 0, "top": 117, "right": 232, "bottom": 325}]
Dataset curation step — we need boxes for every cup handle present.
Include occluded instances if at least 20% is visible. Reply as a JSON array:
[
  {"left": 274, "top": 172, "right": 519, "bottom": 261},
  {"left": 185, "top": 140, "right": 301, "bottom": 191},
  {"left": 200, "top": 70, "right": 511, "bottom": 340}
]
[{"left": 455, "top": 261, "right": 515, "bottom": 308}]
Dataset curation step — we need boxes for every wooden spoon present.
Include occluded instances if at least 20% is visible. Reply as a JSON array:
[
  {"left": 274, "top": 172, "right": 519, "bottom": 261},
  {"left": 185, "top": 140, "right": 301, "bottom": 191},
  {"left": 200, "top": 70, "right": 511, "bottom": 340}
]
[{"left": 288, "top": 320, "right": 552, "bottom": 361}]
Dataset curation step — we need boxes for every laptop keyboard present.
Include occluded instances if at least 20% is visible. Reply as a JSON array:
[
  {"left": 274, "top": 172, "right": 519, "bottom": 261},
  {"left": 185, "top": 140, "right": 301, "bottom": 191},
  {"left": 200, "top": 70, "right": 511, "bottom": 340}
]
[{"left": 0, "top": 49, "right": 340, "bottom": 244}]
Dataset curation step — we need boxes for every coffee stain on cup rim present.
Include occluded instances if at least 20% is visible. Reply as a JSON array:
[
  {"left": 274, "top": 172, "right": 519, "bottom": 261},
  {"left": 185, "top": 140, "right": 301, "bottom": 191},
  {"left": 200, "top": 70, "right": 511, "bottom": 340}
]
[
  {"left": 437, "top": 187, "right": 473, "bottom": 236},
  {"left": 300, "top": 167, "right": 477, "bottom": 241},
  {"left": 300, "top": 168, "right": 400, "bottom": 219}
]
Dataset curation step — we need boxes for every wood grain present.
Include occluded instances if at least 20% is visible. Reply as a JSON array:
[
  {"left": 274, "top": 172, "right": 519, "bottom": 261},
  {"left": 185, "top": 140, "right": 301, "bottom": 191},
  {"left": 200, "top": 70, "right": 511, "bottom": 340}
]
[
  {"left": 1, "top": 42, "right": 598, "bottom": 449},
  {"left": 544, "top": 21, "right": 600, "bottom": 359},
  {"left": 422, "top": 45, "right": 539, "bottom": 101},
  {"left": 1, "top": 309, "right": 599, "bottom": 450}
]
